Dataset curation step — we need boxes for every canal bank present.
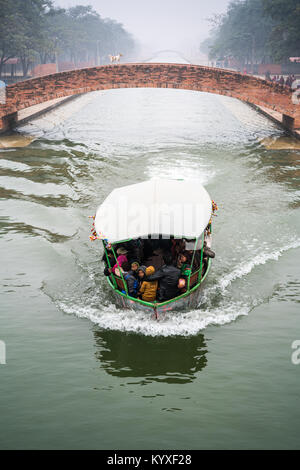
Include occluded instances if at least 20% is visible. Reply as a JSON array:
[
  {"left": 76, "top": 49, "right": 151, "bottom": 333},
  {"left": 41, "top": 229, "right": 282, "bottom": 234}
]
[
  {"left": 0, "top": 93, "right": 88, "bottom": 147},
  {"left": 17, "top": 94, "right": 82, "bottom": 127},
  {"left": 0, "top": 93, "right": 82, "bottom": 136},
  {"left": 248, "top": 102, "right": 300, "bottom": 140}
]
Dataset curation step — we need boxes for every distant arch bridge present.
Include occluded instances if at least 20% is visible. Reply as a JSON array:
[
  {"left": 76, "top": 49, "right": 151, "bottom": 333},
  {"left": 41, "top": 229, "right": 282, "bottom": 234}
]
[{"left": 144, "top": 49, "right": 191, "bottom": 63}]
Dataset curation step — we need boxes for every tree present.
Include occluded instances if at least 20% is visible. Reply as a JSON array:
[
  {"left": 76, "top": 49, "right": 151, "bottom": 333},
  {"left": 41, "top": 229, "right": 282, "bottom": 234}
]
[
  {"left": 39, "top": 5, "right": 136, "bottom": 67},
  {"left": 0, "top": 1, "right": 137, "bottom": 78},
  {"left": 0, "top": 0, "right": 24, "bottom": 77},
  {"left": 35, "top": 7, "right": 66, "bottom": 64},
  {"left": 202, "top": 0, "right": 275, "bottom": 69},
  {"left": 263, "top": 0, "right": 300, "bottom": 62},
  {"left": 16, "top": 0, "right": 53, "bottom": 76}
]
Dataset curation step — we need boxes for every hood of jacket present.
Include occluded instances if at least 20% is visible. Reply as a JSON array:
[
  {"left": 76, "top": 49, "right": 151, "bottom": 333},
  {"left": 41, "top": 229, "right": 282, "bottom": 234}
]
[
  {"left": 138, "top": 265, "right": 146, "bottom": 275},
  {"left": 145, "top": 266, "right": 155, "bottom": 276}
]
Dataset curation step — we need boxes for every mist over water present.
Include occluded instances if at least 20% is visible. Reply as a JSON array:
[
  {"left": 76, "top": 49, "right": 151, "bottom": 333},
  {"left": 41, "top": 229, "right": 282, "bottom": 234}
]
[{"left": 1, "top": 52, "right": 300, "bottom": 449}]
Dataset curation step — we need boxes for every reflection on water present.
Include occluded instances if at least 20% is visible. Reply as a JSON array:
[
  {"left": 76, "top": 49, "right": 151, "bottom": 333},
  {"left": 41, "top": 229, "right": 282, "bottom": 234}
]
[
  {"left": 0, "top": 218, "right": 75, "bottom": 243},
  {"left": 93, "top": 329, "right": 208, "bottom": 383}
]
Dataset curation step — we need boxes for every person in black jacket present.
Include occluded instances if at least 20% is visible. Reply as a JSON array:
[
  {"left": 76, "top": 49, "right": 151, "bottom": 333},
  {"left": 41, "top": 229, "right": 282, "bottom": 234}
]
[{"left": 145, "top": 252, "right": 180, "bottom": 301}]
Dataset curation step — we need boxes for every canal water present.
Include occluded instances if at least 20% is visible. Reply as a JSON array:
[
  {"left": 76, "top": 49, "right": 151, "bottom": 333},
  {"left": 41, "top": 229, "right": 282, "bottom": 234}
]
[{"left": 0, "top": 53, "right": 300, "bottom": 449}]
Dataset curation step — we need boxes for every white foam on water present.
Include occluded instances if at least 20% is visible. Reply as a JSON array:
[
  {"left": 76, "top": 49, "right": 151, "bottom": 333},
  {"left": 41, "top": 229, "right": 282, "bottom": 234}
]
[
  {"left": 0, "top": 159, "right": 30, "bottom": 172},
  {"left": 56, "top": 237, "right": 300, "bottom": 337},
  {"left": 57, "top": 299, "right": 251, "bottom": 337},
  {"left": 57, "top": 238, "right": 300, "bottom": 337},
  {"left": 217, "top": 239, "right": 300, "bottom": 292}
]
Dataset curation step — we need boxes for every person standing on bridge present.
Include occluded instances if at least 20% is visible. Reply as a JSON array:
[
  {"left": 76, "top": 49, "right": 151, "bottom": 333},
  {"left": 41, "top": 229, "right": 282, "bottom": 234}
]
[{"left": 265, "top": 70, "right": 271, "bottom": 81}]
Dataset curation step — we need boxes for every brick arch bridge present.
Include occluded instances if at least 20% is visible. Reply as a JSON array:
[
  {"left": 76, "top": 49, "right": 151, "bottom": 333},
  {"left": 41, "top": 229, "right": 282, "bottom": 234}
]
[{"left": 0, "top": 63, "right": 299, "bottom": 131}]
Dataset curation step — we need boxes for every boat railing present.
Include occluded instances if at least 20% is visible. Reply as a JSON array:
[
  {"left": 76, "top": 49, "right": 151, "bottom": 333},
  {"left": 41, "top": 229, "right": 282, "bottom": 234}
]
[
  {"left": 112, "top": 264, "right": 206, "bottom": 300},
  {"left": 104, "top": 231, "right": 208, "bottom": 304},
  {"left": 107, "top": 259, "right": 211, "bottom": 309}
]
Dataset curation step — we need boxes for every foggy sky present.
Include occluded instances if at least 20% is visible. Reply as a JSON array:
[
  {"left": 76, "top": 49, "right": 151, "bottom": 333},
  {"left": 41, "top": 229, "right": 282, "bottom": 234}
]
[{"left": 54, "top": 0, "right": 231, "bottom": 54}]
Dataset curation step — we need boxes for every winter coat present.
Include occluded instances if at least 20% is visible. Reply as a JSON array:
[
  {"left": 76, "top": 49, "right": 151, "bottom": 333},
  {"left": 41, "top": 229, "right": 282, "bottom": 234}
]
[
  {"left": 146, "top": 264, "right": 181, "bottom": 301},
  {"left": 137, "top": 265, "right": 147, "bottom": 279},
  {"left": 139, "top": 266, "right": 158, "bottom": 302},
  {"left": 180, "top": 262, "right": 191, "bottom": 276},
  {"left": 123, "top": 270, "right": 139, "bottom": 297},
  {"left": 112, "top": 254, "right": 128, "bottom": 274}
]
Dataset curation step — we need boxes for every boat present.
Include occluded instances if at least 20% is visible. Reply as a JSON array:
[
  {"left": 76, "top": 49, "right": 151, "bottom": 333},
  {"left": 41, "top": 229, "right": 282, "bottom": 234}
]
[{"left": 90, "top": 179, "right": 217, "bottom": 317}]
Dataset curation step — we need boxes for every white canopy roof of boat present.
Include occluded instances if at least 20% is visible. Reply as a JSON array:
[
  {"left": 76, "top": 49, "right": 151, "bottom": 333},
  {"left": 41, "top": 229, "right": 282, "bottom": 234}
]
[{"left": 95, "top": 179, "right": 212, "bottom": 243}]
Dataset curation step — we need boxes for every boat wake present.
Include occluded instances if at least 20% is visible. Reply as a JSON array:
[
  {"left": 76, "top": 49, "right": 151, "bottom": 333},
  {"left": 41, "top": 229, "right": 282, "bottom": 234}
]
[
  {"left": 57, "top": 299, "right": 251, "bottom": 337},
  {"left": 217, "top": 238, "right": 300, "bottom": 292},
  {"left": 55, "top": 238, "right": 300, "bottom": 337}
]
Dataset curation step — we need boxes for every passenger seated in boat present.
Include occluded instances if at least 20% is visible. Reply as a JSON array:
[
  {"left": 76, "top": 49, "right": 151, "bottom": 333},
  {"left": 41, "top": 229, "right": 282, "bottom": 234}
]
[
  {"left": 136, "top": 265, "right": 147, "bottom": 296},
  {"left": 203, "top": 242, "right": 215, "bottom": 259},
  {"left": 171, "top": 239, "right": 185, "bottom": 259},
  {"left": 138, "top": 266, "right": 158, "bottom": 302},
  {"left": 137, "top": 265, "right": 146, "bottom": 282},
  {"left": 111, "top": 246, "right": 128, "bottom": 274},
  {"left": 177, "top": 251, "right": 192, "bottom": 276},
  {"left": 130, "top": 261, "right": 140, "bottom": 278},
  {"left": 201, "top": 242, "right": 216, "bottom": 272},
  {"left": 184, "top": 240, "right": 215, "bottom": 274},
  {"left": 145, "top": 247, "right": 164, "bottom": 271},
  {"left": 120, "top": 261, "right": 139, "bottom": 298},
  {"left": 125, "top": 239, "right": 144, "bottom": 264},
  {"left": 145, "top": 252, "right": 181, "bottom": 301}
]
